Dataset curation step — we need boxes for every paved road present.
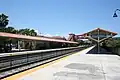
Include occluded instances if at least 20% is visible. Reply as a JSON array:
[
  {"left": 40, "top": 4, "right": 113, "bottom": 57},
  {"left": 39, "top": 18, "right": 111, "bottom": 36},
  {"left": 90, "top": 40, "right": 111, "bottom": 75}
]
[{"left": 4, "top": 46, "right": 120, "bottom": 80}]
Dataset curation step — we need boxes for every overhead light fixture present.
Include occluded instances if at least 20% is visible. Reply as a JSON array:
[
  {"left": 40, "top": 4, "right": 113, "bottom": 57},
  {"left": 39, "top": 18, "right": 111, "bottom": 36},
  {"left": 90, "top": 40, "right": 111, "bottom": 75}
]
[{"left": 113, "top": 9, "right": 120, "bottom": 17}]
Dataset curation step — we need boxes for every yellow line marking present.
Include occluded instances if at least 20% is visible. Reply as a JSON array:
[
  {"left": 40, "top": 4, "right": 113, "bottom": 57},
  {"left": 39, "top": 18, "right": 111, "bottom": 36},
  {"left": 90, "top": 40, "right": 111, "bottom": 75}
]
[
  {"left": 3, "top": 47, "right": 90, "bottom": 80},
  {"left": 2, "top": 55, "right": 68, "bottom": 80}
]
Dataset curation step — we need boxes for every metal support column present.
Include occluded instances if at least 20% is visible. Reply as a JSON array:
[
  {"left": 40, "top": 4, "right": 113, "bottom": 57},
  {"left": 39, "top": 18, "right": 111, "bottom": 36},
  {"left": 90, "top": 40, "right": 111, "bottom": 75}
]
[
  {"left": 18, "top": 40, "right": 21, "bottom": 51},
  {"left": 97, "top": 29, "right": 100, "bottom": 53}
]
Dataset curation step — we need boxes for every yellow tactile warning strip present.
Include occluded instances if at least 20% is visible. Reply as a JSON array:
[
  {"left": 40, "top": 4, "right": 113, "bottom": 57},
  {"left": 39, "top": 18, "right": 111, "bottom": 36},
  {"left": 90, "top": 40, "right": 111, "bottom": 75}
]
[
  {"left": 2, "top": 47, "right": 90, "bottom": 80},
  {"left": 3, "top": 55, "right": 69, "bottom": 80}
]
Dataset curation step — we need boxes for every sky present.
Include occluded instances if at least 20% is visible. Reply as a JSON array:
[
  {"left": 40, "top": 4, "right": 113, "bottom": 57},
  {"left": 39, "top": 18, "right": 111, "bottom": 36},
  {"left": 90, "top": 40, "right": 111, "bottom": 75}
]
[{"left": 0, "top": 0, "right": 120, "bottom": 37}]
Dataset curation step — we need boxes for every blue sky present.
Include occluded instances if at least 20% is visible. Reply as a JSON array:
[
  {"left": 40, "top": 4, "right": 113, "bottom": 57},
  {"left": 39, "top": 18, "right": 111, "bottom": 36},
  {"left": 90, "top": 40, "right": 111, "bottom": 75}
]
[{"left": 0, "top": 0, "right": 120, "bottom": 37}]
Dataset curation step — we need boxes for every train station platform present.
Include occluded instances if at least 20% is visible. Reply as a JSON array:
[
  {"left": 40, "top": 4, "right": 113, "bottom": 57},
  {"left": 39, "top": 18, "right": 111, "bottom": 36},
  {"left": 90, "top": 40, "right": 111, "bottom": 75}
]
[{"left": 3, "top": 46, "right": 120, "bottom": 80}]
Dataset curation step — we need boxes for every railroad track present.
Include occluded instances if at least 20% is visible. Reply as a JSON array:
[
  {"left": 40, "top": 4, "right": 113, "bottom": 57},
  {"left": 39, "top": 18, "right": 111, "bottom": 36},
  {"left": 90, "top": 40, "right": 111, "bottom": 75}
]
[{"left": 0, "top": 47, "right": 84, "bottom": 79}]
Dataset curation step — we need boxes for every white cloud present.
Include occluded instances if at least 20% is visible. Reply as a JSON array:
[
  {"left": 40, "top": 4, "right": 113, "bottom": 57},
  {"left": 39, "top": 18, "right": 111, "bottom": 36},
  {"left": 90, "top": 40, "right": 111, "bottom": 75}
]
[
  {"left": 35, "top": 30, "right": 40, "bottom": 35},
  {"left": 55, "top": 34, "right": 60, "bottom": 36},
  {"left": 54, "top": 33, "right": 69, "bottom": 39},
  {"left": 40, "top": 33, "right": 52, "bottom": 37},
  {"left": 45, "top": 34, "right": 53, "bottom": 37},
  {"left": 29, "top": 28, "right": 41, "bottom": 35}
]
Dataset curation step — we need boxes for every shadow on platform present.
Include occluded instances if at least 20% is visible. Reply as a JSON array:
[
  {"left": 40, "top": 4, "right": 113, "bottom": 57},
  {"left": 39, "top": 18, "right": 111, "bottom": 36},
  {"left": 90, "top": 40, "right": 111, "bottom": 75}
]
[{"left": 86, "top": 46, "right": 114, "bottom": 54}]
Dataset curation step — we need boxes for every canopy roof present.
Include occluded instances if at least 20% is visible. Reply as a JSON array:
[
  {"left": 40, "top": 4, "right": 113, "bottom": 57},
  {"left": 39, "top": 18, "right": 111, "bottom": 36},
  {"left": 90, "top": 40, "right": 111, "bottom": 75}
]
[
  {"left": 77, "top": 28, "right": 117, "bottom": 36},
  {"left": 0, "top": 32, "right": 78, "bottom": 44}
]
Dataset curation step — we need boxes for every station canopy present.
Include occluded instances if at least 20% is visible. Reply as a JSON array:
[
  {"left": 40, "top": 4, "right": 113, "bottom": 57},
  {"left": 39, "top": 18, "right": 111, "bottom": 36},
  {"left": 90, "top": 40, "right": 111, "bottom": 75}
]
[
  {"left": 0, "top": 32, "right": 78, "bottom": 44},
  {"left": 77, "top": 28, "right": 117, "bottom": 43}
]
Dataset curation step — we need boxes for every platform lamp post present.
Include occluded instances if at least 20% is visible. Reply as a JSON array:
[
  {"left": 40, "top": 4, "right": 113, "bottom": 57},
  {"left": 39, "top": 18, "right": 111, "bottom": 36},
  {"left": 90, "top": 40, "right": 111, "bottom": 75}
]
[{"left": 113, "top": 9, "right": 120, "bottom": 17}]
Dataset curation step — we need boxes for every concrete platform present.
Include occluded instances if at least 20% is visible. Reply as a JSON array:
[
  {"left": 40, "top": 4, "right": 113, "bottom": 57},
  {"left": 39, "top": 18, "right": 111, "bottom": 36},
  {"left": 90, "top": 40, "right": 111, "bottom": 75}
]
[{"left": 3, "top": 46, "right": 120, "bottom": 80}]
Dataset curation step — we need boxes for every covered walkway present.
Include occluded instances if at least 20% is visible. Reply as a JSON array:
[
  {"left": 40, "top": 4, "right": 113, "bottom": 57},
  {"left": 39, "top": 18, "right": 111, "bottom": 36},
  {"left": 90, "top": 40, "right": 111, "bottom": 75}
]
[{"left": 3, "top": 46, "right": 120, "bottom": 80}]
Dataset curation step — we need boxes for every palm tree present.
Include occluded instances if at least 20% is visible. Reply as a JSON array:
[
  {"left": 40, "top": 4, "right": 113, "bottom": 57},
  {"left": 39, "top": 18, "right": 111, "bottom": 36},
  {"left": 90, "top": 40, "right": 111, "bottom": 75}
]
[{"left": 0, "top": 14, "right": 9, "bottom": 28}]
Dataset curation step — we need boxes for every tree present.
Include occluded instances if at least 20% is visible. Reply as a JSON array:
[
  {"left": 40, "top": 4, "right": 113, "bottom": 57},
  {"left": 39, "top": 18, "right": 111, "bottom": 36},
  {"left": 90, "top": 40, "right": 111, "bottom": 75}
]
[
  {"left": 29, "top": 29, "right": 37, "bottom": 36},
  {"left": 0, "top": 14, "right": 9, "bottom": 28},
  {"left": 102, "top": 38, "right": 120, "bottom": 48},
  {"left": 18, "top": 29, "right": 29, "bottom": 35},
  {"left": 5, "top": 26, "right": 18, "bottom": 33},
  {"left": 18, "top": 28, "right": 37, "bottom": 36},
  {"left": 0, "top": 26, "right": 18, "bottom": 34}
]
